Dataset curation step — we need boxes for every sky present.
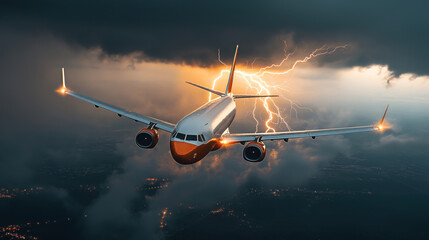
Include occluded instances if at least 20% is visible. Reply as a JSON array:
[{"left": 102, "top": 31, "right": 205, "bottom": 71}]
[{"left": 1, "top": 1, "right": 429, "bottom": 239}]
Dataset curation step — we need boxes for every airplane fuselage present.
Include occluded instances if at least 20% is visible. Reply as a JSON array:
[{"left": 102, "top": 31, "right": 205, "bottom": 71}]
[{"left": 170, "top": 95, "right": 236, "bottom": 164}]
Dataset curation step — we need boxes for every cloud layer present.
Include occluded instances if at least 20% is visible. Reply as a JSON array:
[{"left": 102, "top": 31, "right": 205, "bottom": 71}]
[{"left": 1, "top": 21, "right": 428, "bottom": 239}]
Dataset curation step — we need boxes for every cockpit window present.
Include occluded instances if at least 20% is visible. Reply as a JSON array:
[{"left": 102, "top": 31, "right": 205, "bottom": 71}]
[
  {"left": 198, "top": 135, "right": 203, "bottom": 142},
  {"left": 186, "top": 135, "right": 197, "bottom": 141},
  {"left": 201, "top": 134, "right": 206, "bottom": 141},
  {"left": 171, "top": 130, "right": 177, "bottom": 138},
  {"left": 176, "top": 133, "right": 185, "bottom": 140}
]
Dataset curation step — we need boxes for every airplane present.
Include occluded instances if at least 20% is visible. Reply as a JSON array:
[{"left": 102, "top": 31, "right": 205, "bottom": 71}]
[{"left": 57, "top": 45, "right": 389, "bottom": 165}]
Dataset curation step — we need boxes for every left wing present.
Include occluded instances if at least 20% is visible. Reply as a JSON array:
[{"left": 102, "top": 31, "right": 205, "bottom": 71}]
[
  {"left": 222, "top": 105, "right": 389, "bottom": 143},
  {"left": 58, "top": 68, "right": 175, "bottom": 133}
]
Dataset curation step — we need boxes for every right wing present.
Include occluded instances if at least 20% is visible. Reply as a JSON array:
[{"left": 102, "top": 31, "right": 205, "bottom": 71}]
[
  {"left": 58, "top": 68, "right": 175, "bottom": 133},
  {"left": 222, "top": 105, "right": 389, "bottom": 144},
  {"left": 222, "top": 125, "right": 378, "bottom": 143}
]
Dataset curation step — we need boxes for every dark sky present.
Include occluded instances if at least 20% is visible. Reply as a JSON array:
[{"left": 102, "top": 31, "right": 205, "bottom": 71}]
[
  {"left": 1, "top": 1, "right": 429, "bottom": 239},
  {"left": 2, "top": 0, "right": 429, "bottom": 76}
]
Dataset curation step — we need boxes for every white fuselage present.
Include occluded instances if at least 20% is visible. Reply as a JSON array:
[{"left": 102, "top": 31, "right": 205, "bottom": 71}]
[{"left": 169, "top": 96, "right": 236, "bottom": 164}]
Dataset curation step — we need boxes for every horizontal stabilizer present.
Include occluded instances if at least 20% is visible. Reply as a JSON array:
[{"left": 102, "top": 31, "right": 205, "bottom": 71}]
[
  {"left": 185, "top": 81, "right": 224, "bottom": 96},
  {"left": 234, "top": 94, "right": 279, "bottom": 99}
]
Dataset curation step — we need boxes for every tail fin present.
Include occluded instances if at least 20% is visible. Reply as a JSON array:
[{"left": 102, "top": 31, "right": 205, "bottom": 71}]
[{"left": 225, "top": 45, "right": 239, "bottom": 95}]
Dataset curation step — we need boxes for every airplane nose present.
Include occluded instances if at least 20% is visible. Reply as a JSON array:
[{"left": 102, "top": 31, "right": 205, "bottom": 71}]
[{"left": 170, "top": 141, "right": 206, "bottom": 164}]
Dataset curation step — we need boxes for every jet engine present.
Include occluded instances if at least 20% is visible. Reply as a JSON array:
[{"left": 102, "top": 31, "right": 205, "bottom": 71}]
[
  {"left": 243, "top": 142, "right": 266, "bottom": 162},
  {"left": 136, "top": 128, "right": 159, "bottom": 149}
]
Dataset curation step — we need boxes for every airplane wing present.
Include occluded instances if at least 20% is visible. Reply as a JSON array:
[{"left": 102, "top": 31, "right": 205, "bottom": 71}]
[
  {"left": 58, "top": 69, "right": 175, "bottom": 133},
  {"left": 222, "top": 105, "right": 389, "bottom": 144},
  {"left": 222, "top": 125, "right": 378, "bottom": 143}
]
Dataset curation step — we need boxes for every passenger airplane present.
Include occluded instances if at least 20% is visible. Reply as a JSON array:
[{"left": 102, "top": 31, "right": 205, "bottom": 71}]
[{"left": 57, "top": 45, "right": 389, "bottom": 164}]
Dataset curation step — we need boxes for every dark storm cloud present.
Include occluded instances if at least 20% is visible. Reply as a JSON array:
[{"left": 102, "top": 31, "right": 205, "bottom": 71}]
[
  {"left": 0, "top": 29, "right": 127, "bottom": 187},
  {"left": 2, "top": 0, "right": 429, "bottom": 76}
]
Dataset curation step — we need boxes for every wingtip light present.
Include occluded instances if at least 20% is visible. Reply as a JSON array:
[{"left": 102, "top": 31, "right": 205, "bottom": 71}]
[
  {"left": 377, "top": 121, "right": 392, "bottom": 132},
  {"left": 56, "top": 86, "right": 68, "bottom": 95}
]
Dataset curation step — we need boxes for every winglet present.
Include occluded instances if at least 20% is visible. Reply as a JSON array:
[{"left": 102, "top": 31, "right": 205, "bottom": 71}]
[
  {"left": 225, "top": 45, "right": 239, "bottom": 95},
  {"left": 62, "top": 68, "right": 66, "bottom": 89},
  {"left": 57, "top": 68, "right": 68, "bottom": 95},
  {"left": 379, "top": 104, "right": 389, "bottom": 125}
]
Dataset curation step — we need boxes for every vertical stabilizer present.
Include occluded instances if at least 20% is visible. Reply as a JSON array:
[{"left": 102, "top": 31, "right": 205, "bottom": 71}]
[{"left": 225, "top": 45, "right": 239, "bottom": 95}]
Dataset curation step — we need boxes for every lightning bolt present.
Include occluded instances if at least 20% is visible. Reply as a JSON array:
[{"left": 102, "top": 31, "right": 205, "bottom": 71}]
[{"left": 211, "top": 43, "right": 347, "bottom": 133}]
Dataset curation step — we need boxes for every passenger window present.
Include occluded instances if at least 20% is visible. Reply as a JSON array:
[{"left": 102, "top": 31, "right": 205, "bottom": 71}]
[
  {"left": 176, "top": 133, "right": 185, "bottom": 140},
  {"left": 186, "top": 135, "right": 197, "bottom": 141},
  {"left": 198, "top": 135, "right": 203, "bottom": 142}
]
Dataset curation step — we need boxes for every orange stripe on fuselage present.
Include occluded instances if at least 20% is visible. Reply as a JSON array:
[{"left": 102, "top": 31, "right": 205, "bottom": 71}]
[
  {"left": 171, "top": 141, "right": 199, "bottom": 155},
  {"left": 170, "top": 140, "right": 216, "bottom": 165}
]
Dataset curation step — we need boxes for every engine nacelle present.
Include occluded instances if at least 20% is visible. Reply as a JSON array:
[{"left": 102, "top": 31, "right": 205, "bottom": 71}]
[
  {"left": 243, "top": 142, "right": 266, "bottom": 162},
  {"left": 135, "top": 128, "right": 159, "bottom": 149}
]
